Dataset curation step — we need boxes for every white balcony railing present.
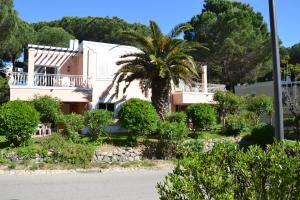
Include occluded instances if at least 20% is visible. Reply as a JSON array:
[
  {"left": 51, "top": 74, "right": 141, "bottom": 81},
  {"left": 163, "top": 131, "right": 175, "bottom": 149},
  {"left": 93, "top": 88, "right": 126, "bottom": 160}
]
[
  {"left": 178, "top": 83, "right": 226, "bottom": 93},
  {"left": 10, "top": 72, "right": 91, "bottom": 88}
]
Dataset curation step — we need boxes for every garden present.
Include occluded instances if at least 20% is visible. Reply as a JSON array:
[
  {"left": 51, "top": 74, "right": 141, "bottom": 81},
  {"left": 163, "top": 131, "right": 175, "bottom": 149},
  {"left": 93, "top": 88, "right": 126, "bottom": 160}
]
[{"left": 0, "top": 92, "right": 299, "bottom": 198}]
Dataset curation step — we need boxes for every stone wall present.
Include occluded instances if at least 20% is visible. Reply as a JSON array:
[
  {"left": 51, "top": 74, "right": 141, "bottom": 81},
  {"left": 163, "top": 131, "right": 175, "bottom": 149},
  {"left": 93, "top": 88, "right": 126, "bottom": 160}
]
[{"left": 93, "top": 147, "right": 143, "bottom": 163}]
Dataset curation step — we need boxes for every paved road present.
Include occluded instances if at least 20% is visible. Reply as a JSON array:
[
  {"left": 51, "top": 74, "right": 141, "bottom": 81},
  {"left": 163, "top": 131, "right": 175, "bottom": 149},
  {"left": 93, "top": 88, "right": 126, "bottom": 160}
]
[{"left": 0, "top": 169, "right": 170, "bottom": 200}]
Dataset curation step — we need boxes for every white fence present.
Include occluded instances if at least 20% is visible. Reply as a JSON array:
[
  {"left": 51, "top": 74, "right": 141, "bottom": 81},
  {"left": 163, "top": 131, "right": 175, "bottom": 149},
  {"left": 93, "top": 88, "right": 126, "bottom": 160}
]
[{"left": 10, "top": 72, "right": 91, "bottom": 88}]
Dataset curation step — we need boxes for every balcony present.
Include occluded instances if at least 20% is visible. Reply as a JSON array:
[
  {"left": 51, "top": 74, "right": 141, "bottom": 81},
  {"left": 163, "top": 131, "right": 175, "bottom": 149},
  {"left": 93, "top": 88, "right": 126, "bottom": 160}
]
[
  {"left": 10, "top": 72, "right": 91, "bottom": 88},
  {"left": 9, "top": 72, "right": 92, "bottom": 102},
  {"left": 172, "top": 83, "right": 226, "bottom": 105}
]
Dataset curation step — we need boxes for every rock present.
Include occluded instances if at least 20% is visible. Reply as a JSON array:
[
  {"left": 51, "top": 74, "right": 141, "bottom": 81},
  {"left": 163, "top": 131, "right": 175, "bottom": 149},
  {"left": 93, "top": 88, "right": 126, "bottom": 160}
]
[
  {"left": 134, "top": 156, "right": 140, "bottom": 161},
  {"left": 128, "top": 157, "right": 134, "bottom": 162}
]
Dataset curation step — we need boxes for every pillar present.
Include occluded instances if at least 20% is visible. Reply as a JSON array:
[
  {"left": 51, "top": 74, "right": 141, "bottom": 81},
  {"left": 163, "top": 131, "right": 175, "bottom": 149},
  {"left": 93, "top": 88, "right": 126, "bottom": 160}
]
[
  {"left": 27, "top": 49, "right": 36, "bottom": 86},
  {"left": 201, "top": 65, "right": 208, "bottom": 93}
]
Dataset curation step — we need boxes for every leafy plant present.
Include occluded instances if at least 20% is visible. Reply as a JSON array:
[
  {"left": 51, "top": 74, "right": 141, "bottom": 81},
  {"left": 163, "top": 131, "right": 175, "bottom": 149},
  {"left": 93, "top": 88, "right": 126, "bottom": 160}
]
[
  {"left": 62, "top": 113, "right": 84, "bottom": 142},
  {"left": 225, "top": 114, "right": 247, "bottom": 136},
  {"left": 32, "top": 95, "right": 63, "bottom": 124},
  {"left": 158, "top": 142, "right": 300, "bottom": 199},
  {"left": 0, "top": 100, "right": 40, "bottom": 146},
  {"left": 84, "top": 109, "right": 113, "bottom": 141},
  {"left": 43, "top": 134, "right": 94, "bottom": 166},
  {"left": 165, "top": 112, "right": 187, "bottom": 124},
  {"left": 157, "top": 121, "right": 189, "bottom": 158},
  {"left": 118, "top": 98, "right": 158, "bottom": 134},
  {"left": 186, "top": 103, "right": 216, "bottom": 129}
]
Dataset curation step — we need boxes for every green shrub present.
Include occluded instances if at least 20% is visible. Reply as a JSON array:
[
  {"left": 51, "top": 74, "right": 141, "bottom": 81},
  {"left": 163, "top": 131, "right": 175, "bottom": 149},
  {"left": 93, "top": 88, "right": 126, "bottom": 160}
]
[
  {"left": 16, "top": 145, "right": 47, "bottom": 160},
  {"left": 32, "top": 95, "right": 63, "bottom": 124},
  {"left": 157, "top": 121, "right": 189, "bottom": 158},
  {"left": 0, "top": 101, "right": 40, "bottom": 146},
  {"left": 157, "top": 142, "right": 300, "bottom": 199},
  {"left": 248, "top": 124, "right": 275, "bottom": 148},
  {"left": 186, "top": 103, "right": 216, "bottom": 129},
  {"left": 176, "top": 139, "right": 203, "bottom": 158},
  {"left": 84, "top": 109, "right": 113, "bottom": 140},
  {"left": 44, "top": 134, "right": 94, "bottom": 166},
  {"left": 62, "top": 113, "right": 84, "bottom": 142},
  {"left": 118, "top": 98, "right": 158, "bottom": 134},
  {"left": 225, "top": 114, "right": 247, "bottom": 136},
  {"left": 165, "top": 112, "right": 187, "bottom": 124},
  {"left": 239, "top": 110, "right": 260, "bottom": 129}
]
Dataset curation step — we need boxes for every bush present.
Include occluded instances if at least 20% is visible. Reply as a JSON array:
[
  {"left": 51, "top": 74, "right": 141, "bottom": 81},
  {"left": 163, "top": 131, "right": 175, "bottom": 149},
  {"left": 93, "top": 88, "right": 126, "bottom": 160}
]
[
  {"left": 248, "top": 124, "right": 275, "bottom": 148},
  {"left": 186, "top": 104, "right": 216, "bottom": 129},
  {"left": 118, "top": 98, "right": 158, "bottom": 134},
  {"left": 225, "top": 114, "right": 247, "bottom": 136},
  {"left": 157, "top": 142, "right": 300, "bottom": 199},
  {"left": 0, "top": 101, "right": 40, "bottom": 146},
  {"left": 176, "top": 139, "right": 203, "bottom": 158},
  {"left": 84, "top": 109, "right": 113, "bottom": 140},
  {"left": 165, "top": 112, "right": 187, "bottom": 124},
  {"left": 62, "top": 113, "right": 84, "bottom": 142},
  {"left": 157, "top": 121, "right": 189, "bottom": 158},
  {"left": 44, "top": 134, "right": 94, "bottom": 166},
  {"left": 32, "top": 95, "right": 63, "bottom": 124}
]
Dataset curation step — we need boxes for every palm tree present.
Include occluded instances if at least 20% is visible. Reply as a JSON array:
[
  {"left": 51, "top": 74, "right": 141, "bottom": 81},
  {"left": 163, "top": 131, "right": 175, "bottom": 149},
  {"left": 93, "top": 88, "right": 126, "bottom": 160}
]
[{"left": 114, "top": 20, "right": 204, "bottom": 119}]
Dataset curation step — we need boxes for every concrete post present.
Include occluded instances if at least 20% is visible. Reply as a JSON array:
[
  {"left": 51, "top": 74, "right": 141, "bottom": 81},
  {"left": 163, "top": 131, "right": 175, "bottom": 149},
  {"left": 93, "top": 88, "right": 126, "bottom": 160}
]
[
  {"left": 27, "top": 49, "right": 36, "bottom": 86},
  {"left": 201, "top": 65, "right": 208, "bottom": 93}
]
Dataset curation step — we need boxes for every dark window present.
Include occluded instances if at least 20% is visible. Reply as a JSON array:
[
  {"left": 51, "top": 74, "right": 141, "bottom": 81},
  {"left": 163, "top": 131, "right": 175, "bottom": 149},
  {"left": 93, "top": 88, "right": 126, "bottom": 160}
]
[{"left": 98, "top": 103, "right": 115, "bottom": 112}]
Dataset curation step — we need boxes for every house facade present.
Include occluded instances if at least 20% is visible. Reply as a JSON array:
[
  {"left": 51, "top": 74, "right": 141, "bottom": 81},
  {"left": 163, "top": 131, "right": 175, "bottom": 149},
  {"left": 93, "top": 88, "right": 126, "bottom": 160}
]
[{"left": 9, "top": 40, "right": 225, "bottom": 114}]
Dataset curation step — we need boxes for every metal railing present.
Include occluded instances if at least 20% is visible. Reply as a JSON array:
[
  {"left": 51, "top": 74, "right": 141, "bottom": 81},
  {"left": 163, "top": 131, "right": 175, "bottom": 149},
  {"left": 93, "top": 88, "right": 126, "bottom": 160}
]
[{"left": 10, "top": 72, "right": 91, "bottom": 88}]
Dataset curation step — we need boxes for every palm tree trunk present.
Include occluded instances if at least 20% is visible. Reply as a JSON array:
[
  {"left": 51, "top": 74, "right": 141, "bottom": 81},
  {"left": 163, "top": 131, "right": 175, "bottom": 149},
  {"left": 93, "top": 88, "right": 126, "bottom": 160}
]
[{"left": 151, "top": 77, "right": 170, "bottom": 120}]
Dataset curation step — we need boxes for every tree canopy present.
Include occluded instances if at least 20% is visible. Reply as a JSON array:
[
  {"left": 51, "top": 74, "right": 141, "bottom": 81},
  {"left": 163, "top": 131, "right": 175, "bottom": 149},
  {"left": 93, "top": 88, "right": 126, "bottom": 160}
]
[
  {"left": 185, "top": 0, "right": 272, "bottom": 89},
  {"left": 0, "top": 0, "right": 17, "bottom": 46},
  {"left": 32, "top": 16, "right": 151, "bottom": 44},
  {"left": 35, "top": 26, "right": 74, "bottom": 47}
]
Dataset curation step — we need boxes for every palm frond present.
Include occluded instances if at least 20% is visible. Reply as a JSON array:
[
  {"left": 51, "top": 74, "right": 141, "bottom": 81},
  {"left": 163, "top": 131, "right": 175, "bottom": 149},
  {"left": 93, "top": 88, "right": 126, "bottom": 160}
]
[{"left": 169, "top": 23, "right": 193, "bottom": 38}]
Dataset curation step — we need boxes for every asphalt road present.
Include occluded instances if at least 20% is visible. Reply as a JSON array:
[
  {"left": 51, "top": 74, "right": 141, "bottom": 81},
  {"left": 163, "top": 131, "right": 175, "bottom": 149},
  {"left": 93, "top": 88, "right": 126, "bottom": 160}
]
[{"left": 0, "top": 169, "right": 170, "bottom": 200}]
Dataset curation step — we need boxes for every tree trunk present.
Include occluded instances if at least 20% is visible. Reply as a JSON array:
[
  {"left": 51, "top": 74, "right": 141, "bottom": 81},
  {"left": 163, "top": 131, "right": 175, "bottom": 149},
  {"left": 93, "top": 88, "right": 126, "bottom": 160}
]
[{"left": 151, "top": 77, "right": 171, "bottom": 120}]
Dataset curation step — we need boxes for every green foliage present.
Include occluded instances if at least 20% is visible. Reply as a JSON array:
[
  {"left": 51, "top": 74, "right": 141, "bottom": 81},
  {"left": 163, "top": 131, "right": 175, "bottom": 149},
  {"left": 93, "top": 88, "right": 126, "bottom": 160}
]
[
  {"left": 32, "top": 16, "right": 151, "bottom": 44},
  {"left": 246, "top": 95, "right": 273, "bottom": 117},
  {"left": 247, "top": 124, "right": 275, "bottom": 148},
  {"left": 44, "top": 134, "right": 94, "bottom": 166},
  {"left": 186, "top": 103, "right": 216, "bottom": 129},
  {"left": 84, "top": 109, "right": 113, "bottom": 140},
  {"left": 290, "top": 43, "right": 300, "bottom": 65},
  {"left": 157, "top": 121, "right": 189, "bottom": 158},
  {"left": 158, "top": 142, "right": 300, "bottom": 199},
  {"left": 185, "top": 0, "right": 271, "bottom": 88},
  {"left": 35, "top": 26, "right": 74, "bottom": 47},
  {"left": 16, "top": 145, "right": 46, "bottom": 160},
  {"left": 32, "top": 95, "right": 63, "bottom": 124},
  {"left": 165, "top": 112, "right": 187, "bottom": 124},
  {"left": 214, "top": 91, "right": 243, "bottom": 120},
  {"left": 176, "top": 139, "right": 203, "bottom": 158},
  {"left": 0, "top": 0, "right": 17, "bottom": 45},
  {"left": 62, "top": 113, "right": 84, "bottom": 142},
  {"left": 0, "top": 20, "right": 36, "bottom": 66},
  {"left": 0, "top": 77, "right": 9, "bottom": 104},
  {"left": 114, "top": 20, "right": 203, "bottom": 118},
  {"left": 225, "top": 114, "right": 247, "bottom": 136},
  {"left": 118, "top": 98, "right": 158, "bottom": 134},
  {"left": 0, "top": 100, "right": 40, "bottom": 146}
]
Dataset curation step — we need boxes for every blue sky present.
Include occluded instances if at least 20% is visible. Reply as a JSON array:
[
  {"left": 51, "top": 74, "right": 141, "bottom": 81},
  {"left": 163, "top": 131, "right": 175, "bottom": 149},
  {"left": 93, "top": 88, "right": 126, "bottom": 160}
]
[{"left": 14, "top": 0, "right": 299, "bottom": 47}]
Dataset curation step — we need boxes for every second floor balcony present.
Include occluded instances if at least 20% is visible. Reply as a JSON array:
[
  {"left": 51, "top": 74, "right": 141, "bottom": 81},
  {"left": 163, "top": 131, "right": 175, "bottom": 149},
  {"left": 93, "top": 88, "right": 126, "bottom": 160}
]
[{"left": 10, "top": 72, "right": 92, "bottom": 89}]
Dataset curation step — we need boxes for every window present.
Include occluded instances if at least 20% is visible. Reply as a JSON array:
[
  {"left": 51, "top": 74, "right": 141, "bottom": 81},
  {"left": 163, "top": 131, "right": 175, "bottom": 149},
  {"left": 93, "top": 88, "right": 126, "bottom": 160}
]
[{"left": 98, "top": 103, "right": 115, "bottom": 112}]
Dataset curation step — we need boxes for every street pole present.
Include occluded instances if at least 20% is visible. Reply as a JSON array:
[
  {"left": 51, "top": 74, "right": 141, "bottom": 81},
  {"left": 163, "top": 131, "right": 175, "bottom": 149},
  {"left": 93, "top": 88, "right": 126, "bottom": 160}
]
[{"left": 268, "top": 0, "right": 284, "bottom": 140}]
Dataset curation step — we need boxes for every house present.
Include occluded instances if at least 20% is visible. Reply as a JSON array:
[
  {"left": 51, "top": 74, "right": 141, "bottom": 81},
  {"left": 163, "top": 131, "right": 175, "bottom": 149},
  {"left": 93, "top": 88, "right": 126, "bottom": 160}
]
[{"left": 9, "top": 40, "right": 226, "bottom": 114}]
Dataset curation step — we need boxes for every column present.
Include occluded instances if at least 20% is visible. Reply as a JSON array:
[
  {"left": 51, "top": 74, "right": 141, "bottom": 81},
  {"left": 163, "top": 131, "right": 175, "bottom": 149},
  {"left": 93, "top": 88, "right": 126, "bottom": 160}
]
[
  {"left": 201, "top": 65, "right": 208, "bottom": 93},
  {"left": 27, "top": 49, "right": 36, "bottom": 86}
]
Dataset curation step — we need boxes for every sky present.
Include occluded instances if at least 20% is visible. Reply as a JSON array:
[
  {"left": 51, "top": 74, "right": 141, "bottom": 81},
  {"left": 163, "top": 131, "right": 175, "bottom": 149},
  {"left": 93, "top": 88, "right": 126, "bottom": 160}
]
[{"left": 14, "top": 0, "right": 300, "bottom": 47}]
